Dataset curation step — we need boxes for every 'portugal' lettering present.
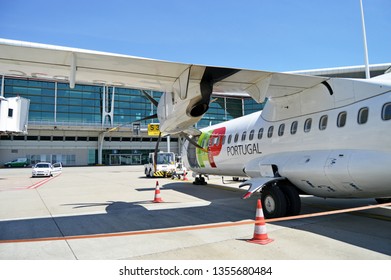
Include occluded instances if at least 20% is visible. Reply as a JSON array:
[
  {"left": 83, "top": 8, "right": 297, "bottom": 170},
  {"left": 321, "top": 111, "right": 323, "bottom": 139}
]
[{"left": 226, "top": 143, "right": 262, "bottom": 156}]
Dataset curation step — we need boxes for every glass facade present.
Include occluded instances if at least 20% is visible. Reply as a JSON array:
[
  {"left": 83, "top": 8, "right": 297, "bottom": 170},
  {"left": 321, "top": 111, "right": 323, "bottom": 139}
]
[
  {"left": 3, "top": 77, "right": 264, "bottom": 129},
  {"left": 4, "top": 78, "right": 164, "bottom": 127},
  {"left": 113, "top": 88, "right": 160, "bottom": 126},
  {"left": 244, "top": 98, "right": 265, "bottom": 115},
  {"left": 56, "top": 83, "right": 101, "bottom": 124},
  {"left": 4, "top": 79, "right": 56, "bottom": 123}
]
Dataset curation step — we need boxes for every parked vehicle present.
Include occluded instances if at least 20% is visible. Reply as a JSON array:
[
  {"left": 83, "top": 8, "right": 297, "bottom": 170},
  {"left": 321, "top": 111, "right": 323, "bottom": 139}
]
[
  {"left": 144, "top": 152, "right": 176, "bottom": 178},
  {"left": 4, "top": 158, "right": 29, "bottom": 167},
  {"left": 32, "top": 162, "right": 62, "bottom": 177}
]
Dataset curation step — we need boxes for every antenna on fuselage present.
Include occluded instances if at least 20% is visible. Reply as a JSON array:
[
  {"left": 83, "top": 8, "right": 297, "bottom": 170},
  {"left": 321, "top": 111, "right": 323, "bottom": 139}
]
[{"left": 360, "top": 0, "right": 370, "bottom": 79}]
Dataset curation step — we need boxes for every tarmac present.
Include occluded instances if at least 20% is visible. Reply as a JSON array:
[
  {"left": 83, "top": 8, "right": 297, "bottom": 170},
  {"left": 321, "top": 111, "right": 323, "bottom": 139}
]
[{"left": 0, "top": 165, "right": 390, "bottom": 260}]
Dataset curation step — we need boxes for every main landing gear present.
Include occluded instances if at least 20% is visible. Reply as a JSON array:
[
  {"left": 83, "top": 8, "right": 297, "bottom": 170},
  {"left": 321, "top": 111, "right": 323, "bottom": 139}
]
[
  {"left": 193, "top": 174, "right": 208, "bottom": 185},
  {"left": 260, "top": 181, "right": 301, "bottom": 219}
]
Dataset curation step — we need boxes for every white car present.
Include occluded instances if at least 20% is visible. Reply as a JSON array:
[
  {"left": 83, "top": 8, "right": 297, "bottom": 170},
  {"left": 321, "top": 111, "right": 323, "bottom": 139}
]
[{"left": 32, "top": 162, "right": 62, "bottom": 177}]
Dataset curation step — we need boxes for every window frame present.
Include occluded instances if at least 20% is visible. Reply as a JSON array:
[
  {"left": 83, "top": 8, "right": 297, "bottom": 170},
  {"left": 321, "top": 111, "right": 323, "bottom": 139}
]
[
  {"left": 337, "top": 111, "right": 347, "bottom": 128},
  {"left": 249, "top": 129, "right": 255, "bottom": 141},
  {"left": 258, "top": 128, "right": 264, "bottom": 140},
  {"left": 304, "top": 118, "right": 312, "bottom": 133},
  {"left": 382, "top": 103, "right": 391, "bottom": 121},
  {"left": 290, "top": 121, "right": 298, "bottom": 135},
  {"left": 319, "top": 115, "right": 328, "bottom": 130},
  {"left": 234, "top": 133, "right": 239, "bottom": 143},
  {"left": 267, "top": 126, "right": 274, "bottom": 138},
  {"left": 278, "top": 123, "right": 285, "bottom": 136},
  {"left": 241, "top": 131, "right": 247, "bottom": 141},
  {"left": 357, "top": 107, "right": 369, "bottom": 125}
]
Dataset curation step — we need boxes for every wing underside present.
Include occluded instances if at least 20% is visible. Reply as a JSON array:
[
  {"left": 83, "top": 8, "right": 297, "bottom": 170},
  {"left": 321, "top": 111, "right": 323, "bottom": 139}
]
[{"left": 0, "top": 39, "right": 327, "bottom": 102}]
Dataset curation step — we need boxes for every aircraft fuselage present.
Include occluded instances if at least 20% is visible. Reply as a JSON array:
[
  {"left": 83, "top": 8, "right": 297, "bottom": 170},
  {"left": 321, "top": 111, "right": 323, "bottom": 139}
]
[{"left": 183, "top": 77, "right": 391, "bottom": 200}]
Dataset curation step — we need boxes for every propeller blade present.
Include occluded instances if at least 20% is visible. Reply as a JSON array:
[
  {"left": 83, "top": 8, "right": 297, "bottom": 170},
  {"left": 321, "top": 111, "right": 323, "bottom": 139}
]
[
  {"left": 138, "top": 113, "right": 158, "bottom": 122},
  {"left": 141, "top": 90, "right": 159, "bottom": 107},
  {"left": 181, "top": 133, "right": 208, "bottom": 153}
]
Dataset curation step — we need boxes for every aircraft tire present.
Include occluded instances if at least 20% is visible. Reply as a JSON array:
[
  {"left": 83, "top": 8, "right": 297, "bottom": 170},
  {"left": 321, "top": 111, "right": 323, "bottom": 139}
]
[
  {"left": 279, "top": 183, "right": 301, "bottom": 216},
  {"left": 261, "top": 185, "right": 287, "bottom": 218},
  {"left": 375, "top": 197, "right": 391, "bottom": 204},
  {"left": 193, "top": 176, "right": 207, "bottom": 185}
]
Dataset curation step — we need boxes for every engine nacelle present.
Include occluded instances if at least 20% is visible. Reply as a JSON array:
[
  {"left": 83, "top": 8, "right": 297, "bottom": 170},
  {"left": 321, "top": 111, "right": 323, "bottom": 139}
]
[
  {"left": 155, "top": 65, "right": 240, "bottom": 135},
  {"left": 157, "top": 82, "right": 208, "bottom": 135}
]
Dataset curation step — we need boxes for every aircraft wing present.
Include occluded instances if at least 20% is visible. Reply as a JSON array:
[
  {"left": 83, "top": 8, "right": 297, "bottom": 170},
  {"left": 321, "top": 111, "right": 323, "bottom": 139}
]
[{"left": 0, "top": 39, "right": 327, "bottom": 102}]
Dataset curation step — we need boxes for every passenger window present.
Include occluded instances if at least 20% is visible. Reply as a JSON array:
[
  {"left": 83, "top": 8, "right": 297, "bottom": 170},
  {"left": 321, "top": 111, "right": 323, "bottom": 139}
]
[
  {"left": 278, "top": 124, "right": 285, "bottom": 136},
  {"left": 241, "top": 131, "right": 247, "bottom": 141},
  {"left": 290, "top": 121, "right": 298, "bottom": 135},
  {"left": 304, "top": 118, "right": 312, "bottom": 133},
  {"left": 382, "top": 103, "right": 391, "bottom": 121},
  {"left": 319, "top": 115, "right": 328, "bottom": 130},
  {"left": 267, "top": 126, "right": 274, "bottom": 138},
  {"left": 258, "top": 128, "right": 264, "bottom": 139},
  {"left": 234, "top": 133, "right": 239, "bottom": 143},
  {"left": 337, "top": 111, "right": 347, "bottom": 127},
  {"left": 249, "top": 129, "right": 254, "bottom": 141},
  {"left": 227, "top": 134, "right": 232, "bottom": 144},
  {"left": 358, "top": 107, "right": 369, "bottom": 124}
]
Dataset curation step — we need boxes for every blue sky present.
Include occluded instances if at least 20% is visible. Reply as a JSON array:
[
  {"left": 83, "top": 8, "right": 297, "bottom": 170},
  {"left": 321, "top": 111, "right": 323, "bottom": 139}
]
[{"left": 1, "top": 0, "right": 390, "bottom": 71}]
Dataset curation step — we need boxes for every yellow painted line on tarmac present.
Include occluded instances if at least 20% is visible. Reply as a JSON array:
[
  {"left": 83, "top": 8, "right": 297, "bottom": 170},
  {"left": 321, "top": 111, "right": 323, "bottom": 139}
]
[{"left": 0, "top": 202, "right": 390, "bottom": 244}]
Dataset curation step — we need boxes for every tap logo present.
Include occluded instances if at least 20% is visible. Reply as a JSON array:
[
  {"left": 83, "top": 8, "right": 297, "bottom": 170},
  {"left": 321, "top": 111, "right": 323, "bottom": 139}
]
[{"left": 196, "top": 127, "right": 226, "bottom": 168}]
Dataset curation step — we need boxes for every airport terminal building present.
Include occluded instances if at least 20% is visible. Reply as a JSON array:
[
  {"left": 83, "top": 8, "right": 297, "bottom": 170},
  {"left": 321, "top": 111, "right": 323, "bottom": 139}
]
[{"left": 0, "top": 43, "right": 389, "bottom": 167}]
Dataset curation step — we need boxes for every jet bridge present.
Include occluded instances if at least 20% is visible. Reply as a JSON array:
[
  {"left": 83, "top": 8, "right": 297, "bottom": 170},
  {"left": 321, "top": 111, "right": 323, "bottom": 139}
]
[{"left": 0, "top": 96, "right": 30, "bottom": 134}]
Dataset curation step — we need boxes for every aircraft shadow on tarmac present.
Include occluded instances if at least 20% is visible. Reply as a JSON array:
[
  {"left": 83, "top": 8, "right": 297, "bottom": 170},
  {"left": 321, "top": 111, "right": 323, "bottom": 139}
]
[{"left": 0, "top": 182, "right": 390, "bottom": 256}]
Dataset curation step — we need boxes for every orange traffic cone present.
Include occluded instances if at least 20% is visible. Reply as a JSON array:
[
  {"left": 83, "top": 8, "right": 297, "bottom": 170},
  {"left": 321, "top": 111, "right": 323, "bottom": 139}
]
[
  {"left": 182, "top": 171, "right": 189, "bottom": 181},
  {"left": 153, "top": 181, "right": 163, "bottom": 203},
  {"left": 247, "top": 199, "right": 273, "bottom": 245}
]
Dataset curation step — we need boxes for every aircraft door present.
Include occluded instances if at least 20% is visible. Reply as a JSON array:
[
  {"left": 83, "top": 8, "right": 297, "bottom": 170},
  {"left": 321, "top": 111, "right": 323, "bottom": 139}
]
[
  {"left": 185, "top": 139, "right": 199, "bottom": 168},
  {"left": 324, "top": 150, "right": 355, "bottom": 193}
]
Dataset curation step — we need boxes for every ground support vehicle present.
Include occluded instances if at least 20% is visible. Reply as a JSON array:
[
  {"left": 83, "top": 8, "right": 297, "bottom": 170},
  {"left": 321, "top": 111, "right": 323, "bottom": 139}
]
[{"left": 144, "top": 152, "right": 176, "bottom": 178}]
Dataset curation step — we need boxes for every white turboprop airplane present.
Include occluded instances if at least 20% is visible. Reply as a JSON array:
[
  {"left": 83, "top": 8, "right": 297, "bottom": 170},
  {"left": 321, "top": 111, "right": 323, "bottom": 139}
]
[{"left": 1, "top": 39, "right": 391, "bottom": 218}]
